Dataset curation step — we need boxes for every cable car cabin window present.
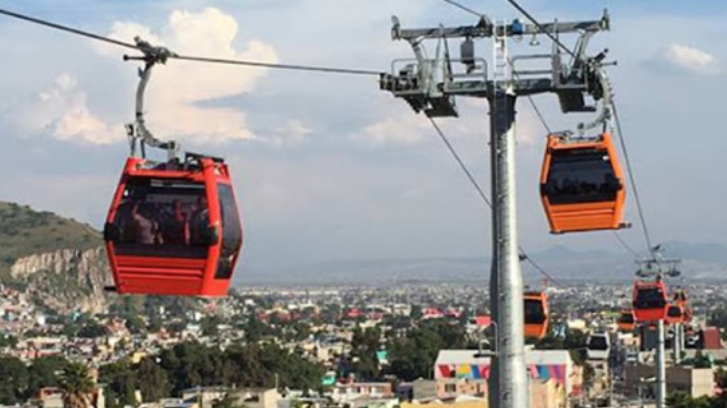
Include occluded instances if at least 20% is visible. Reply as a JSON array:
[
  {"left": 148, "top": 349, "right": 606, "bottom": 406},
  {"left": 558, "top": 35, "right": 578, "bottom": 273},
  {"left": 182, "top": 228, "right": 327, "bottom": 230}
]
[
  {"left": 524, "top": 300, "right": 546, "bottom": 324},
  {"left": 215, "top": 184, "right": 242, "bottom": 280},
  {"left": 111, "top": 178, "right": 210, "bottom": 258},
  {"left": 588, "top": 336, "right": 609, "bottom": 350},
  {"left": 543, "top": 148, "right": 621, "bottom": 205},
  {"left": 619, "top": 313, "right": 635, "bottom": 324},
  {"left": 634, "top": 287, "right": 666, "bottom": 310},
  {"left": 667, "top": 306, "right": 682, "bottom": 318}
]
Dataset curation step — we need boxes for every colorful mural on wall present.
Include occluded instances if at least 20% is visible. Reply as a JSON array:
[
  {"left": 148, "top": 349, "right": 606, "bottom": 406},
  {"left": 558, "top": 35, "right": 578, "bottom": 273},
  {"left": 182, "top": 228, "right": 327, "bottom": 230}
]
[{"left": 436, "top": 364, "right": 567, "bottom": 386}]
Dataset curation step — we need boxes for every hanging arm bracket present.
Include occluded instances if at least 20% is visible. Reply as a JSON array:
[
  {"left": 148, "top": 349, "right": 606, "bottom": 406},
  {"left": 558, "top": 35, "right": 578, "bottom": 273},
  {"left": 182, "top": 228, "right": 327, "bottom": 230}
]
[{"left": 123, "top": 37, "right": 179, "bottom": 160}]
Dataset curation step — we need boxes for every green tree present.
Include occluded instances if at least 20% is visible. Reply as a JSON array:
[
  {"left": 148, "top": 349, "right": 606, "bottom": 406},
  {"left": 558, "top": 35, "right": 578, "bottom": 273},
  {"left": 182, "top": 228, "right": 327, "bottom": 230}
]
[
  {"left": 243, "top": 315, "right": 267, "bottom": 343},
  {"left": 99, "top": 360, "right": 137, "bottom": 408},
  {"left": 712, "top": 368, "right": 727, "bottom": 408},
  {"left": 351, "top": 327, "right": 381, "bottom": 380},
  {"left": 27, "top": 356, "right": 69, "bottom": 399},
  {"left": 0, "top": 356, "right": 29, "bottom": 405},
  {"left": 167, "top": 320, "right": 188, "bottom": 334},
  {"left": 0, "top": 334, "right": 18, "bottom": 348},
  {"left": 293, "top": 322, "right": 312, "bottom": 342},
  {"left": 124, "top": 314, "right": 146, "bottom": 335},
  {"left": 136, "top": 357, "right": 171, "bottom": 402},
  {"left": 147, "top": 313, "right": 162, "bottom": 333},
  {"left": 58, "top": 362, "right": 95, "bottom": 408},
  {"left": 387, "top": 325, "right": 442, "bottom": 381},
  {"left": 201, "top": 316, "right": 222, "bottom": 337},
  {"left": 666, "top": 392, "right": 713, "bottom": 408},
  {"left": 77, "top": 321, "right": 109, "bottom": 339},
  {"left": 410, "top": 305, "right": 423, "bottom": 320}
]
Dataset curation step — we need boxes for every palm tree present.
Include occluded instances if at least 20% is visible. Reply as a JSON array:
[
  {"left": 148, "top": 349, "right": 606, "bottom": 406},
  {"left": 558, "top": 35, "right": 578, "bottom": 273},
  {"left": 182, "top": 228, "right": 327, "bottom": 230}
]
[{"left": 58, "top": 362, "right": 95, "bottom": 408}]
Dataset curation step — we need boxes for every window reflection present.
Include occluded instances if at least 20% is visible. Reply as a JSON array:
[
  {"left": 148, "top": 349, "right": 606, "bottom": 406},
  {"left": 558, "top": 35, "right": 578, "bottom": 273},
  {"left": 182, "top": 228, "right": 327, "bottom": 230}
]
[
  {"left": 215, "top": 184, "right": 242, "bottom": 279},
  {"left": 634, "top": 288, "right": 666, "bottom": 310},
  {"left": 544, "top": 149, "right": 621, "bottom": 205},
  {"left": 113, "top": 178, "right": 209, "bottom": 258},
  {"left": 524, "top": 299, "right": 546, "bottom": 324}
]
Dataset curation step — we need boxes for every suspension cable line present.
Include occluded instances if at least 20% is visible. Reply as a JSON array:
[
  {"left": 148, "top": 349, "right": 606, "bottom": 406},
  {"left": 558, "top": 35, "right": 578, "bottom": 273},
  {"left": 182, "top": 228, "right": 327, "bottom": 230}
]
[
  {"left": 612, "top": 102, "right": 656, "bottom": 258},
  {"left": 611, "top": 231, "right": 641, "bottom": 260},
  {"left": 524, "top": 94, "right": 552, "bottom": 134},
  {"left": 0, "top": 7, "right": 384, "bottom": 77},
  {"left": 0, "top": 7, "right": 138, "bottom": 50},
  {"left": 428, "top": 118, "right": 491, "bottom": 208},
  {"left": 428, "top": 118, "right": 564, "bottom": 288},
  {"left": 434, "top": 0, "right": 486, "bottom": 18},
  {"left": 502, "top": 0, "right": 579, "bottom": 60},
  {"left": 171, "top": 55, "right": 383, "bottom": 76}
]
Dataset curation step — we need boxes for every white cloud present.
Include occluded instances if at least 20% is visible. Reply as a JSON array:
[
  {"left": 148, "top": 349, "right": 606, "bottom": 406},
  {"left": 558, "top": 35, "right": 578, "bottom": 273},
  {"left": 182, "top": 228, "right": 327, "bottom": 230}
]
[
  {"left": 354, "top": 95, "right": 544, "bottom": 148},
  {"left": 256, "top": 119, "right": 313, "bottom": 147},
  {"left": 658, "top": 43, "right": 721, "bottom": 75},
  {"left": 354, "top": 113, "right": 432, "bottom": 146},
  {"left": 104, "top": 7, "right": 279, "bottom": 144},
  {"left": 3, "top": 73, "right": 123, "bottom": 144},
  {"left": 3, "top": 7, "right": 277, "bottom": 146}
]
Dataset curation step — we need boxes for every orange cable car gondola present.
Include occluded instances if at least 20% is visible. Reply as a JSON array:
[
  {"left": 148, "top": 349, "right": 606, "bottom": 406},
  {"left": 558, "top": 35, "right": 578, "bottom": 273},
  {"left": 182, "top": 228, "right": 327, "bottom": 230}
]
[
  {"left": 524, "top": 291, "right": 549, "bottom": 339},
  {"left": 673, "top": 288, "right": 688, "bottom": 306},
  {"left": 103, "top": 45, "right": 243, "bottom": 297},
  {"left": 665, "top": 303, "right": 684, "bottom": 325},
  {"left": 539, "top": 132, "right": 627, "bottom": 234},
  {"left": 617, "top": 308, "right": 636, "bottom": 332},
  {"left": 632, "top": 280, "right": 668, "bottom": 322}
]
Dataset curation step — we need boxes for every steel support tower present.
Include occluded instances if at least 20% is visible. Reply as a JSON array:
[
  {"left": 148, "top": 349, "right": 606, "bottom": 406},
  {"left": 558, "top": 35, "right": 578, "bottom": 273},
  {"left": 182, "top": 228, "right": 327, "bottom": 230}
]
[
  {"left": 381, "top": 10, "right": 611, "bottom": 408},
  {"left": 636, "top": 254, "right": 682, "bottom": 408}
]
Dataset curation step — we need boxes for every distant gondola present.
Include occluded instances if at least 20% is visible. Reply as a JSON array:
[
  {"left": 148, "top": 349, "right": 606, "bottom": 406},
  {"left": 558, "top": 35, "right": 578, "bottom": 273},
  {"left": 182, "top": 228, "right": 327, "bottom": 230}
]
[
  {"left": 673, "top": 289, "right": 688, "bottom": 306},
  {"left": 524, "top": 291, "right": 549, "bottom": 339},
  {"left": 586, "top": 332, "right": 610, "bottom": 360},
  {"left": 665, "top": 303, "right": 685, "bottom": 325},
  {"left": 617, "top": 308, "right": 636, "bottom": 332},
  {"left": 632, "top": 280, "right": 668, "bottom": 322}
]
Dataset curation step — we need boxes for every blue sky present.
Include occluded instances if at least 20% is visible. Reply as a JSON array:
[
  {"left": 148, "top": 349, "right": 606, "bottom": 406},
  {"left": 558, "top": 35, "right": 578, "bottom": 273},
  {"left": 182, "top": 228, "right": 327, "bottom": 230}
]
[{"left": 0, "top": 0, "right": 725, "bottom": 272}]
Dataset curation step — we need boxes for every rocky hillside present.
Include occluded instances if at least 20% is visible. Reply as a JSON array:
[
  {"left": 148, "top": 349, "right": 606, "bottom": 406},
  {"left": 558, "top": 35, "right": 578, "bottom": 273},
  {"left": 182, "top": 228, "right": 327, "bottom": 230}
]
[{"left": 0, "top": 202, "right": 113, "bottom": 313}]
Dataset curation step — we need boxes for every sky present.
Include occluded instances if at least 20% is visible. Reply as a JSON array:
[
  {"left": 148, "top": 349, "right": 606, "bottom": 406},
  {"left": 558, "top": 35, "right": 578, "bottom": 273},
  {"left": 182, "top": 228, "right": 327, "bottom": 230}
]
[{"left": 0, "top": 0, "right": 725, "bottom": 271}]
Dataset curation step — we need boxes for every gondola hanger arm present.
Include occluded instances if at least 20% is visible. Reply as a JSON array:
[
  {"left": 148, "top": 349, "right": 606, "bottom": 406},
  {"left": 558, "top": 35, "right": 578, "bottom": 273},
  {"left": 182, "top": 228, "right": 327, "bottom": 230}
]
[{"left": 123, "top": 37, "right": 179, "bottom": 160}]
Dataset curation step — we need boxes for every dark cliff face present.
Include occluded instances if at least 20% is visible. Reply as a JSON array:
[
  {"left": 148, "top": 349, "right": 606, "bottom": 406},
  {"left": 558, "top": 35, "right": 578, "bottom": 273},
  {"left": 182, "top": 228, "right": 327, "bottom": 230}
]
[
  {"left": 0, "top": 201, "right": 113, "bottom": 313},
  {"left": 10, "top": 247, "right": 114, "bottom": 313}
]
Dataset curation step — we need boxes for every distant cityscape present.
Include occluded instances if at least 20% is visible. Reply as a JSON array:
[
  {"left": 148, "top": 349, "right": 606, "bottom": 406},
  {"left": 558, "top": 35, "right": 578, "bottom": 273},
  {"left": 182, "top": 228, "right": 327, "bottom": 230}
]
[{"left": 2, "top": 280, "right": 727, "bottom": 408}]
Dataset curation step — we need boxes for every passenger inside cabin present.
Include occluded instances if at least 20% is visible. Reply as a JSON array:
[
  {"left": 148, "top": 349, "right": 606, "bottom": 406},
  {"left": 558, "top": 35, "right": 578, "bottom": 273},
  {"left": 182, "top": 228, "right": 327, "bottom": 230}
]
[
  {"left": 161, "top": 199, "right": 190, "bottom": 245},
  {"left": 189, "top": 195, "right": 210, "bottom": 245},
  {"left": 130, "top": 201, "right": 163, "bottom": 245}
]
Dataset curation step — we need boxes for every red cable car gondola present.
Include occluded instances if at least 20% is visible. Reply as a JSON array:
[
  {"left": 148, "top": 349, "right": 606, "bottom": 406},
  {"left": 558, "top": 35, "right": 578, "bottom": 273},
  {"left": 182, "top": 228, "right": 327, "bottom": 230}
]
[
  {"left": 524, "top": 291, "right": 549, "bottom": 339},
  {"left": 665, "top": 303, "right": 684, "bottom": 325},
  {"left": 103, "top": 45, "right": 243, "bottom": 297},
  {"left": 104, "top": 154, "right": 243, "bottom": 297},
  {"left": 539, "top": 132, "right": 627, "bottom": 234},
  {"left": 632, "top": 280, "right": 668, "bottom": 322},
  {"left": 617, "top": 308, "right": 636, "bottom": 332}
]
